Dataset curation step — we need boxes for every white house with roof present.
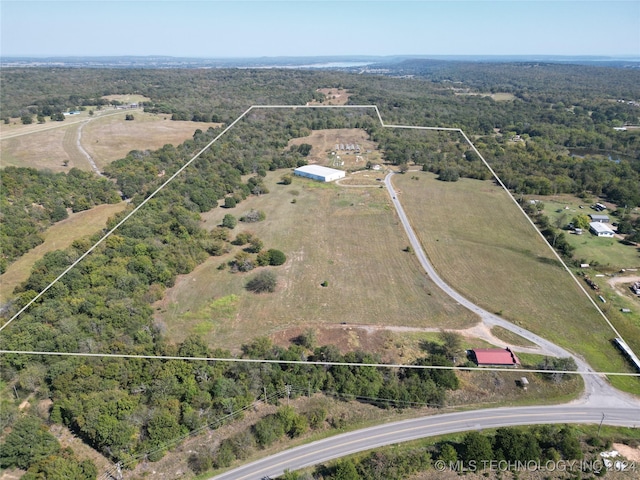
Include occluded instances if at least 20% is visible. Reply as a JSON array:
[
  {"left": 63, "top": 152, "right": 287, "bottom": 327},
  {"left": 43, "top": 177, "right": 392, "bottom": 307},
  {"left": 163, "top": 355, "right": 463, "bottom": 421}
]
[
  {"left": 294, "top": 165, "right": 345, "bottom": 182},
  {"left": 589, "top": 222, "right": 614, "bottom": 237}
]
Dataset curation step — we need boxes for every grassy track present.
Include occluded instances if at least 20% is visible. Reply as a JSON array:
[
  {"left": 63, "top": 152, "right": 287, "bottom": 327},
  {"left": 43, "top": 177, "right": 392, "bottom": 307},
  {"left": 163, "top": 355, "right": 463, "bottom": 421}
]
[
  {"left": 156, "top": 172, "right": 478, "bottom": 350},
  {"left": 0, "top": 202, "right": 128, "bottom": 303},
  {"left": 394, "top": 172, "right": 640, "bottom": 394}
]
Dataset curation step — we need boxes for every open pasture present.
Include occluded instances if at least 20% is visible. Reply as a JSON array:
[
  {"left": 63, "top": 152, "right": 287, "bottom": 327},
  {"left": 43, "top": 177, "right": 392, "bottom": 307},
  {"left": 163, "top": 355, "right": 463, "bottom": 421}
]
[
  {"left": 81, "top": 111, "right": 222, "bottom": 170},
  {"left": 0, "top": 110, "right": 220, "bottom": 172},
  {"left": 395, "top": 172, "right": 640, "bottom": 390},
  {"left": 155, "top": 172, "right": 478, "bottom": 350},
  {"left": 0, "top": 202, "right": 128, "bottom": 303}
]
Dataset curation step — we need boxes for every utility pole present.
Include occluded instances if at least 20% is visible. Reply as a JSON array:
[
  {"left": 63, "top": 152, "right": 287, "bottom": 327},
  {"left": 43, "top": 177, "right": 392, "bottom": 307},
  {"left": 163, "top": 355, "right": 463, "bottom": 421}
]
[
  {"left": 263, "top": 386, "right": 267, "bottom": 405},
  {"left": 597, "top": 413, "right": 605, "bottom": 438},
  {"left": 285, "top": 384, "right": 291, "bottom": 405}
]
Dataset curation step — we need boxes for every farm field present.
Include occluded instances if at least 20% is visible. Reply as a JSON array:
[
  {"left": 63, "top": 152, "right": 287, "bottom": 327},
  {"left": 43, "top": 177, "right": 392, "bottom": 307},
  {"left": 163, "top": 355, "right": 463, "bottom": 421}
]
[
  {"left": 0, "top": 202, "right": 128, "bottom": 303},
  {"left": 155, "top": 171, "right": 478, "bottom": 351},
  {"left": 0, "top": 110, "right": 220, "bottom": 173},
  {"left": 394, "top": 172, "right": 640, "bottom": 392}
]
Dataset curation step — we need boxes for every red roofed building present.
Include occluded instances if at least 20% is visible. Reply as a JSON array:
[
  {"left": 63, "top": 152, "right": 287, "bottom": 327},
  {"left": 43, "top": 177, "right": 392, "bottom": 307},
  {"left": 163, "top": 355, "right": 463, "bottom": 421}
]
[{"left": 470, "top": 348, "right": 520, "bottom": 367}]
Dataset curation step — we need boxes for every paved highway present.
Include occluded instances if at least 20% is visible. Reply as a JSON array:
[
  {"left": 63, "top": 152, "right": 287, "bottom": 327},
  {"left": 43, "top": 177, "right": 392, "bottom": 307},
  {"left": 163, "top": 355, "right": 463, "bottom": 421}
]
[{"left": 211, "top": 406, "right": 639, "bottom": 480}]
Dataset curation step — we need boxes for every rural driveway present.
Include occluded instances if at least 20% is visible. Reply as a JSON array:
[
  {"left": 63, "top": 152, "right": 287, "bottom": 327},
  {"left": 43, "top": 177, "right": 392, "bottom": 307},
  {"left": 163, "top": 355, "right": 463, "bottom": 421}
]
[{"left": 384, "top": 172, "right": 639, "bottom": 409}]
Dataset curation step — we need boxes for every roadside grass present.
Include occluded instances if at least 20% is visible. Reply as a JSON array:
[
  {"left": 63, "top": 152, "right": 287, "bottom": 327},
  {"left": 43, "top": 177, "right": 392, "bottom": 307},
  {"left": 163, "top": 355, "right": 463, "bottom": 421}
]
[
  {"left": 155, "top": 171, "right": 478, "bottom": 351},
  {"left": 394, "top": 172, "right": 640, "bottom": 395},
  {"left": 0, "top": 202, "right": 128, "bottom": 303},
  {"left": 538, "top": 196, "right": 640, "bottom": 271},
  {"left": 490, "top": 326, "right": 536, "bottom": 347}
]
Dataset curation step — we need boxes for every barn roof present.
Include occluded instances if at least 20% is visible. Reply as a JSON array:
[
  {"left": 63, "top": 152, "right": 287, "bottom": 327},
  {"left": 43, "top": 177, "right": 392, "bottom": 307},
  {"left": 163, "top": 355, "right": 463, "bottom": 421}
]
[
  {"left": 471, "top": 348, "right": 520, "bottom": 366},
  {"left": 589, "top": 222, "right": 614, "bottom": 234},
  {"left": 294, "top": 165, "right": 344, "bottom": 177}
]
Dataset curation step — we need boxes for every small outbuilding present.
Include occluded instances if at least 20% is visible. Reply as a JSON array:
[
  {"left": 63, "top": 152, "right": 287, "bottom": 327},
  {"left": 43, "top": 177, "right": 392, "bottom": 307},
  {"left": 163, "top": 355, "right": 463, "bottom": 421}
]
[
  {"left": 589, "top": 222, "right": 615, "bottom": 237},
  {"left": 469, "top": 348, "right": 520, "bottom": 367},
  {"left": 589, "top": 214, "right": 610, "bottom": 223},
  {"left": 294, "top": 165, "right": 345, "bottom": 182}
]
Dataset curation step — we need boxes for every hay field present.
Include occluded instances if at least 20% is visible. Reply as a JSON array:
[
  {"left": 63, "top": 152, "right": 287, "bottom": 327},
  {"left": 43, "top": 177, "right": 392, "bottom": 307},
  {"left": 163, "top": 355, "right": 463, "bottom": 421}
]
[
  {"left": 307, "top": 88, "right": 352, "bottom": 105},
  {"left": 394, "top": 172, "right": 640, "bottom": 388},
  {"left": 0, "top": 202, "right": 128, "bottom": 303},
  {"left": 155, "top": 172, "right": 477, "bottom": 350},
  {"left": 0, "top": 110, "right": 220, "bottom": 172},
  {"left": 81, "top": 111, "right": 222, "bottom": 170}
]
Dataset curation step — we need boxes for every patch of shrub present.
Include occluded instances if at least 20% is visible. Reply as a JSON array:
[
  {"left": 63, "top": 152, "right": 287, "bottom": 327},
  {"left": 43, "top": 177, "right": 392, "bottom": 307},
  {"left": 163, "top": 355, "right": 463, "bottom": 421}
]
[{"left": 246, "top": 270, "right": 277, "bottom": 293}]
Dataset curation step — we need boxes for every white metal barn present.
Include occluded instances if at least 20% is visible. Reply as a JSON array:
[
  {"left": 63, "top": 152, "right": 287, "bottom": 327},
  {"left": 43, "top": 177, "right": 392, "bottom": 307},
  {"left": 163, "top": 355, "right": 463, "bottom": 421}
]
[
  {"left": 589, "top": 222, "right": 614, "bottom": 237},
  {"left": 294, "top": 165, "right": 345, "bottom": 182}
]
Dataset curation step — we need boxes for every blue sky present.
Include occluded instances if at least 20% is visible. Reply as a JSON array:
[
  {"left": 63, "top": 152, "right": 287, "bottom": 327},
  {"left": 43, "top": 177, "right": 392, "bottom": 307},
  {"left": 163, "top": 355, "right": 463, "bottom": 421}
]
[{"left": 1, "top": 1, "right": 639, "bottom": 57}]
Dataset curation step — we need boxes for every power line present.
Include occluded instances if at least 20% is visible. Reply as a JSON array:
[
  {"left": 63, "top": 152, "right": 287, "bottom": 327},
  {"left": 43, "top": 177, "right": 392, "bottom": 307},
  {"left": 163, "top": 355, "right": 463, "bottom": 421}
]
[{"left": 1, "top": 349, "right": 638, "bottom": 377}]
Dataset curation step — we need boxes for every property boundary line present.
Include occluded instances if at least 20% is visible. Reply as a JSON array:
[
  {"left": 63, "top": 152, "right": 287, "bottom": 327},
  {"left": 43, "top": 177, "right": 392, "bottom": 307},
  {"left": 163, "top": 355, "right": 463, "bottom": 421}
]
[
  {"left": 0, "top": 104, "right": 635, "bottom": 373},
  {"left": 1, "top": 349, "right": 638, "bottom": 377}
]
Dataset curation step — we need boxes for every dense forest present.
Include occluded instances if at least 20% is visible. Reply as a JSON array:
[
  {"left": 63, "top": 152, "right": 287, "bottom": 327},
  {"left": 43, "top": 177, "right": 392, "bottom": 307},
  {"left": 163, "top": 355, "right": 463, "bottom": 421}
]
[{"left": 1, "top": 63, "right": 639, "bottom": 477}]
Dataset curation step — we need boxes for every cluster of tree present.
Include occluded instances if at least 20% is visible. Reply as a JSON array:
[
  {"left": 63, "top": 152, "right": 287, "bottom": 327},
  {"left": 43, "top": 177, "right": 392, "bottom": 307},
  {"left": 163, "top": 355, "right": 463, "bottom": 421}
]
[
  {"left": 0, "top": 415, "right": 97, "bottom": 479},
  {"left": 0, "top": 167, "right": 121, "bottom": 274}
]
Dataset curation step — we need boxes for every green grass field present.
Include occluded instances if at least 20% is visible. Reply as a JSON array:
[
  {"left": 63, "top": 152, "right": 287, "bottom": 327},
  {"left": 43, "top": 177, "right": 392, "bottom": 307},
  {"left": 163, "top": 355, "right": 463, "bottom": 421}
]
[
  {"left": 394, "top": 172, "right": 640, "bottom": 394},
  {"left": 155, "top": 172, "right": 478, "bottom": 350},
  {"left": 539, "top": 196, "right": 640, "bottom": 271}
]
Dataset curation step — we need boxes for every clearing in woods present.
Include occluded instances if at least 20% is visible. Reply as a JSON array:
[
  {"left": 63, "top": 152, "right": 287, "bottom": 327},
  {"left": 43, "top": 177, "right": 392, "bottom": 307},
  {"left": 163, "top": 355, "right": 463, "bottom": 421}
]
[
  {"left": 287, "top": 128, "right": 384, "bottom": 171},
  {"left": 155, "top": 170, "right": 478, "bottom": 351},
  {"left": 394, "top": 172, "right": 640, "bottom": 392},
  {"left": 0, "top": 202, "right": 128, "bottom": 303},
  {"left": 307, "top": 88, "right": 352, "bottom": 105}
]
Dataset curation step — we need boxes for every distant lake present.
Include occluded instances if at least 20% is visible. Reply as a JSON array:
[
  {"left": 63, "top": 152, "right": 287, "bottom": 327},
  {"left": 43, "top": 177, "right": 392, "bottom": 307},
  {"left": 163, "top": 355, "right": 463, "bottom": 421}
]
[{"left": 247, "top": 62, "right": 373, "bottom": 69}]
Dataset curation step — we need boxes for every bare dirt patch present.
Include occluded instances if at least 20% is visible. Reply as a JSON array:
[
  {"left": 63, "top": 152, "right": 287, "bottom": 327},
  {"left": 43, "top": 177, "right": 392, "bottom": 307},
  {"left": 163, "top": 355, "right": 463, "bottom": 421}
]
[
  {"left": 287, "top": 128, "right": 383, "bottom": 171},
  {"left": 613, "top": 443, "right": 640, "bottom": 461}
]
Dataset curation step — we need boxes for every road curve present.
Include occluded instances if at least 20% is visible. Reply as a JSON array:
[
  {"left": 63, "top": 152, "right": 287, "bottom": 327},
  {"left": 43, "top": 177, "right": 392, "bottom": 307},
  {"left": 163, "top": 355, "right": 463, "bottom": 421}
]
[
  {"left": 384, "top": 172, "right": 639, "bottom": 410},
  {"left": 210, "top": 405, "right": 638, "bottom": 480}
]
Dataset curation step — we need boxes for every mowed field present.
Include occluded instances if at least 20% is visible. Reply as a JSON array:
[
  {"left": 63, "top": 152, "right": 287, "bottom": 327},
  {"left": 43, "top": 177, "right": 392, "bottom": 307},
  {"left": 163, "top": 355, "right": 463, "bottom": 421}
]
[
  {"left": 0, "top": 202, "right": 128, "bottom": 303},
  {"left": 0, "top": 110, "right": 220, "bottom": 173},
  {"left": 155, "top": 172, "right": 478, "bottom": 351},
  {"left": 394, "top": 172, "right": 640, "bottom": 391}
]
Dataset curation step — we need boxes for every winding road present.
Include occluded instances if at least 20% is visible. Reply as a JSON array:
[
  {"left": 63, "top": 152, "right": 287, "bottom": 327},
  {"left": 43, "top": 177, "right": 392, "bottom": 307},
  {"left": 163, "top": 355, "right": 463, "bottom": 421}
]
[{"left": 210, "top": 172, "right": 639, "bottom": 480}]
